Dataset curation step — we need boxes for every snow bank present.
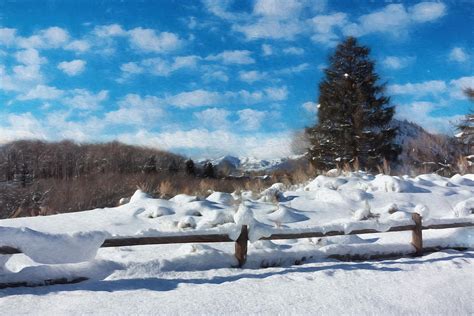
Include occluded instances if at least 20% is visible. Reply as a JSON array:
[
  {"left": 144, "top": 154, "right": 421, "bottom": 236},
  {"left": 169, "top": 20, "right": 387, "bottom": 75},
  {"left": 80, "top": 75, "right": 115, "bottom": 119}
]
[
  {"left": 0, "top": 227, "right": 107, "bottom": 265},
  {"left": 267, "top": 205, "right": 309, "bottom": 224},
  {"left": 0, "top": 259, "right": 122, "bottom": 285}
]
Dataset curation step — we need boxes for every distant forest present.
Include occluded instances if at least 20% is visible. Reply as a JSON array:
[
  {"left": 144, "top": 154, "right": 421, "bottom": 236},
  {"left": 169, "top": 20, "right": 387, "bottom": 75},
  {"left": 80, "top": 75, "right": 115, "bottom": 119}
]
[{"left": 0, "top": 140, "right": 284, "bottom": 219}]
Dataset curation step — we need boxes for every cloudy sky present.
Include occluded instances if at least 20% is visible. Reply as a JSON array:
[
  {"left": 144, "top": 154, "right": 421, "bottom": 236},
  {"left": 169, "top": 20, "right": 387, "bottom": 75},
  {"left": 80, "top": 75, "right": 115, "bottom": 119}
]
[{"left": 0, "top": 0, "right": 472, "bottom": 159}]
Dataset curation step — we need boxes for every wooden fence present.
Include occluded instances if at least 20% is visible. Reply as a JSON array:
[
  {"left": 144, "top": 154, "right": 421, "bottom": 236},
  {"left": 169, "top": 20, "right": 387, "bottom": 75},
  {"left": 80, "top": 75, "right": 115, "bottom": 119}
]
[{"left": 1, "top": 213, "right": 473, "bottom": 268}]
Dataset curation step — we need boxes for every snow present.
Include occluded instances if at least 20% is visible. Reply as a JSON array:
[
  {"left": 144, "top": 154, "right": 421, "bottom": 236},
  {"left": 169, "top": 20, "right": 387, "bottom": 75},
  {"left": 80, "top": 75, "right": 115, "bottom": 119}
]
[
  {"left": 0, "top": 172, "right": 473, "bottom": 313},
  {"left": 1, "top": 248, "right": 473, "bottom": 315},
  {"left": 206, "top": 191, "right": 236, "bottom": 205},
  {"left": 453, "top": 198, "right": 474, "bottom": 217},
  {"left": 0, "top": 227, "right": 106, "bottom": 265}
]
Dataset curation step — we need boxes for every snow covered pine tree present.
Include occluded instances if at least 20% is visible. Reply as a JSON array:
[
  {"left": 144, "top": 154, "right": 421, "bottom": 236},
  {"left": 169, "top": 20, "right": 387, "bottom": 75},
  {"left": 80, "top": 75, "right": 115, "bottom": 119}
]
[{"left": 307, "top": 37, "right": 400, "bottom": 171}]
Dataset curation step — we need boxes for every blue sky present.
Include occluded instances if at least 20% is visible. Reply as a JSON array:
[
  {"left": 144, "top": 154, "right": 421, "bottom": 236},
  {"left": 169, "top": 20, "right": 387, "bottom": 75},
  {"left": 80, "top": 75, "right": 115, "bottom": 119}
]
[{"left": 0, "top": 0, "right": 472, "bottom": 159}]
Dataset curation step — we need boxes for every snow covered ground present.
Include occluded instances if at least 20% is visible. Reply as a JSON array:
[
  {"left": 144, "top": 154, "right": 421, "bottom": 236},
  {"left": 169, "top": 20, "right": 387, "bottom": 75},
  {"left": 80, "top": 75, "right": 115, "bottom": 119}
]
[
  {"left": 1, "top": 172, "right": 473, "bottom": 314},
  {"left": 1, "top": 248, "right": 473, "bottom": 315}
]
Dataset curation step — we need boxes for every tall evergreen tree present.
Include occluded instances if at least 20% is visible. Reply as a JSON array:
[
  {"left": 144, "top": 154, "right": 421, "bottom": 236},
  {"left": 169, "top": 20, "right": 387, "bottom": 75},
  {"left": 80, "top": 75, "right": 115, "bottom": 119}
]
[{"left": 307, "top": 37, "right": 399, "bottom": 171}]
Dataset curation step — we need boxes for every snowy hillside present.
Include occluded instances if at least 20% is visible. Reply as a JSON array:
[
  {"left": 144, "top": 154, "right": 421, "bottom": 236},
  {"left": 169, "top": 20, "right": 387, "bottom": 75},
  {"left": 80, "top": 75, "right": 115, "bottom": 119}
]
[{"left": 1, "top": 172, "right": 473, "bottom": 314}]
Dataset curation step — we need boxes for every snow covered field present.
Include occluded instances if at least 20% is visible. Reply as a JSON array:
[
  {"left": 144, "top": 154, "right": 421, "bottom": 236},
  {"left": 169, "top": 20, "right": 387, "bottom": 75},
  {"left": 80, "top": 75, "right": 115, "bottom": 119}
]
[{"left": 1, "top": 172, "right": 473, "bottom": 314}]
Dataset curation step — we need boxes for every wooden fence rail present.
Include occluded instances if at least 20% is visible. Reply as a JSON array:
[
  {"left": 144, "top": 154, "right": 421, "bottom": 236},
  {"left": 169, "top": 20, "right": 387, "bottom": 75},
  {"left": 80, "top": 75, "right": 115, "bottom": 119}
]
[{"left": 1, "top": 213, "right": 473, "bottom": 267}]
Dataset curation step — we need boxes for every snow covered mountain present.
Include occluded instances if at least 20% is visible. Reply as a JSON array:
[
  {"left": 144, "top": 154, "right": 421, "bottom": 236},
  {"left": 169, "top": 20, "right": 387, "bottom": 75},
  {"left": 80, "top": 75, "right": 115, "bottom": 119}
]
[{"left": 202, "top": 155, "right": 306, "bottom": 174}]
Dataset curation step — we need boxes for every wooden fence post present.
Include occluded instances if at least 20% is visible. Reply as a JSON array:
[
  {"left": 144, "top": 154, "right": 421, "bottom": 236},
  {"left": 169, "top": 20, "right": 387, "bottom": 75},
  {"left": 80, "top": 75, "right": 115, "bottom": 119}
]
[
  {"left": 235, "top": 225, "right": 248, "bottom": 267},
  {"left": 411, "top": 213, "right": 423, "bottom": 256}
]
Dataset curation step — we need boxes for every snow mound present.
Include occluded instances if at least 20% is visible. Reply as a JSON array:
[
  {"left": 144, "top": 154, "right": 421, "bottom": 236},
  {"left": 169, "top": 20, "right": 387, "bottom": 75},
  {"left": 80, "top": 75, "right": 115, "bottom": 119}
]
[
  {"left": 0, "top": 227, "right": 106, "bottom": 265},
  {"left": 453, "top": 198, "right": 474, "bottom": 217},
  {"left": 370, "top": 175, "right": 409, "bottom": 192},
  {"left": 147, "top": 206, "right": 174, "bottom": 218},
  {"left": 259, "top": 183, "right": 286, "bottom": 202},
  {"left": 353, "top": 206, "right": 371, "bottom": 221},
  {"left": 450, "top": 174, "right": 474, "bottom": 186},
  {"left": 170, "top": 194, "right": 199, "bottom": 205},
  {"left": 268, "top": 205, "right": 309, "bottom": 223},
  {"left": 130, "top": 190, "right": 150, "bottom": 203},
  {"left": 206, "top": 192, "right": 235, "bottom": 205},
  {"left": 415, "top": 204, "right": 430, "bottom": 218},
  {"left": 196, "top": 211, "right": 234, "bottom": 229},
  {"left": 177, "top": 216, "right": 197, "bottom": 229},
  {"left": 234, "top": 204, "right": 273, "bottom": 242},
  {"left": 305, "top": 175, "right": 347, "bottom": 191}
]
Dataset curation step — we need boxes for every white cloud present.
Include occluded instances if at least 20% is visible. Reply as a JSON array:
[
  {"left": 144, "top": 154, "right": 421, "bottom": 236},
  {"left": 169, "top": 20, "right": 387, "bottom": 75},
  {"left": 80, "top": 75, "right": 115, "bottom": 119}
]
[
  {"left": 282, "top": 46, "right": 304, "bottom": 55},
  {"left": 449, "top": 47, "right": 468, "bottom": 63},
  {"left": 194, "top": 108, "right": 231, "bottom": 128},
  {"left": 63, "top": 89, "right": 108, "bottom": 110},
  {"left": 12, "top": 64, "right": 42, "bottom": 82},
  {"left": 388, "top": 76, "right": 474, "bottom": 101},
  {"left": 120, "top": 62, "right": 144, "bottom": 75},
  {"left": 65, "top": 40, "right": 91, "bottom": 53},
  {"left": 18, "top": 84, "right": 64, "bottom": 100},
  {"left": 449, "top": 76, "right": 474, "bottom": 99},
  {"left": 0, "top": 28, "right": 17, "bottom": 46},
  {"left": 409, "top": 2, "right": 446, "bottom": 23},
  {"left": 253, "top": 0, "right": 304, "bottom": 19},
  {"left": 228, "top": 0, "right": 325, "bottom": 41},
  {"left": 233, "top": 19, "right": 303, "bottom": 41},
  {"left": 44, "top": 112, "right": 104, "bottom": 141},
  {"left": 18, "top": 26, "right": 69, "bottom": 49},
  {"left": 119, "top": 55, "right": 199, "bottom": 81},
  {"left": 261, "top": 44, "right": 273, "bottom": 56},
  {"left": 233, "top": 90, "right": 264, "bottom": 104},
  {"left": 237, "top": 109, "right": 267, "bottom": 131},
  {"left": 166, "top": 89, "right": 221, "bottom": 108},
  {"left": 15, "top": 48, "right": 46, "bottom": 65},
  {"left": 276, "top": 63, "right": 310, "bottom": 75},
  {"left": 58, "top": 59, "right": 86, "bottom": 76},
  {"left": 0, "top": 113, "right": 47, "bottom": 144},
  {"left": 105, "top": 94, "right": 164, "bottom": 125},
  {"left": 203, "top": 70, "right": 229, "bottom": 82},
  {"left": 202, "top": 0, "right": 244, "bottom": 21},
  {"left": 0, "top": 112, "right": 106, "bottom": 144},
  {"left": 264, "top": 86, "right": 288, "bottom": 101},
  {"left": 173, "top": 55, "right": 200, "bottom": 69},
  {"left": 117, "top": 128, "right": 293, "bottom": 159},
  {"left": 93, "top": 24, "right": 127, "bottom": 37},
  {"left": 382, "top": 56, "right": 414, "bottom": 70},
  {"left": 41, "top": 27, "right": 70, "bottom": 47},
  {"left": 396, "top": 101, "right": 461, "bottom": 134},
  {"left": 344, "top": 4, "right": 410, "bottom": 37},
  {"left": 344, "top": 2, "right": 446, "bottom": 37},
  {"left": 239, "top": 70, "right": 267, "bottom": 83},
  {"left": 388, "top": 80, "right": 447, "bottom": 96},
  {"left": 302, "top": 101, "right": 318, "bottom": 113},
  {"left": 9, "top": 48, "right": 46, "bottom": 84},
  {"left": 206, "top": 50, "right": 255, "bottom": 65},
  {"left": 311, "top": 12, "right": 347, "bottom": 45},
  {"left": 128, "top": 27, "right": 183, "bottom": 53}
]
